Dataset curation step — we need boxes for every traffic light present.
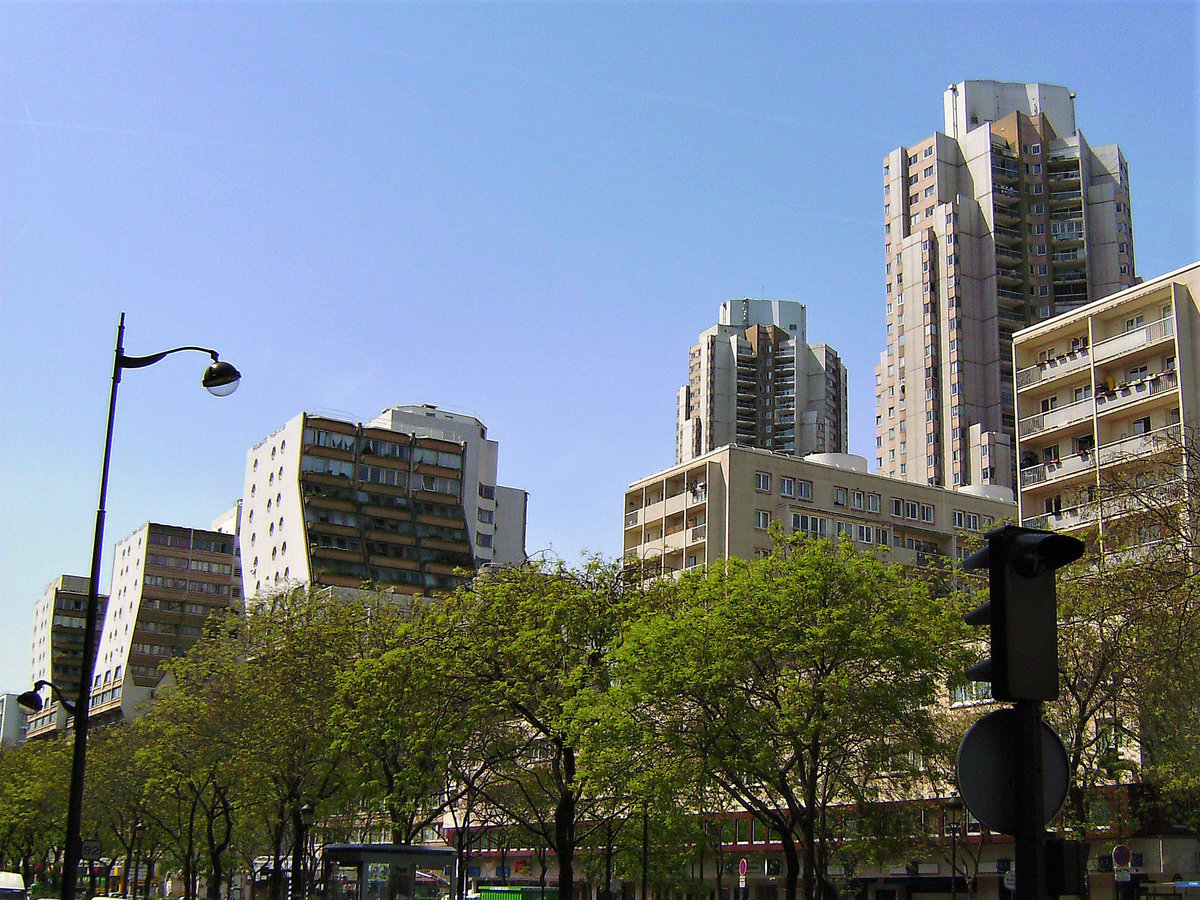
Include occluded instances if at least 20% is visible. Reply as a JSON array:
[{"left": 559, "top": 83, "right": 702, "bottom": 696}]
[{"left": 962, "top": 525, "right": 1084, "bottom": 702}]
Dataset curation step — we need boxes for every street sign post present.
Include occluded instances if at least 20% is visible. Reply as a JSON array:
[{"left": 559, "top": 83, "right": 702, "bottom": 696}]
[{"left": 956, "top": 708, "right": 1069, "bottom": 833}]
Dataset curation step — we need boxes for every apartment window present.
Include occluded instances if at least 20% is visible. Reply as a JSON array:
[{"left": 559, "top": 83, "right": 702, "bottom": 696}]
[
  {"left": 795, "top": 480, "right": 812, "bottom": 500},
  {"left": 857, "top": 524, "right": 873, "bottom": 544},
  {"left": 850, "top": 490, "right": 864, "bottom": 510},
  {"left": 908, "top": 154, "right": 918, "bottom": 165},
  {"left": 921, "top": 504, "right": 935, "bottom": 523},
  {"left": 478, "top": 509, "right": 495, "bottom": 524},
  {"left": 923, "top": 166, "right": 934, "bottom": 178},
  {"left": 924, "top": 186, "right": 935, "bottom": 198},
  {"left": 867, "top": 493, "right": 881, "bottom": 513},
  {"left": 780, "top": 476, "right": 795, "bottom": 498},
  {"left": 905, "top": 501, "right": 919, "bottom": 519},
  {"left": 755, "top": 472, "right": 771, "bottom": 492},
  {"left": 923, "top": 146, "right": 933, "bottom": 158},
  {"left": 891, "top": 498, "right": 904, "bottom": 517},
  {"left": 1131, "top": 416, "right": 1152, "bottom": 436},
  {"left": 1125, "top": 314, "right": 1144, "bottom": 332},
  {"left": 834, "top": 486, "right": 848, "bottom": 506},
  {"left": 1128, "top": 363, "right": 1148, "bottom": 381},
  {"left": 754, "top": 510, "right": 771, "bottom": 530},
  {"left": 1031, "top": 142, "right": 1041, "bottom": 155}
]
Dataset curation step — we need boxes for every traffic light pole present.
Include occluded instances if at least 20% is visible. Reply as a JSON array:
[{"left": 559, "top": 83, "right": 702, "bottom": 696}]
[{"left": 1013, "top": 699, "right": 1049, "bottom": 900}]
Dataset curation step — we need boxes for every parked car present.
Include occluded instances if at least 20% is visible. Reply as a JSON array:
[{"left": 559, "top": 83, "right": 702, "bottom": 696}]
[{"left": 0, "top": 872, "right": 27, "bottom": 900}]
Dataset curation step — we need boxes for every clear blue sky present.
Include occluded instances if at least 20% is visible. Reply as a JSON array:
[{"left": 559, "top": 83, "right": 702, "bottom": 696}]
[{"left": 2, "top": 2, "right": 1196, "bottom": 691}]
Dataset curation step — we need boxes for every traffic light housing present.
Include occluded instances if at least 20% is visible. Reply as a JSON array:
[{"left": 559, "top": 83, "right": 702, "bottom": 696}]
[{"left": 962, "top": 525, "right": 1084, "bottom": 702}]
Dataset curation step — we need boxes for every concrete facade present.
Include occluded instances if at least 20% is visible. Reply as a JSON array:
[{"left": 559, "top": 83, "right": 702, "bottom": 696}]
[
  {"left": 241, "top": 406, "right": 527, "bottom": 602},
  {"left": 624, "top": 445, "right": 1014, "bottom": 576},
  {"left": 87, "top": 521, "right": 242, "bottom": 725},
  {"left": 877, "top": 81, "right": 1137, "bottom": 493},
  {"left": 26, "top": 574, "right": 107, "bottom": 739},
  {"left": 677, "top": 299, "right": 847, "bottom": 463},
  {"left": 1013, "top": 261, "right": 1200, "bottom": 547}
]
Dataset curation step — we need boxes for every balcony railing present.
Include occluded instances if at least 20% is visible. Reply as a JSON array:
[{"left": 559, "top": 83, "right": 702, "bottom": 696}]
[
  {"left": 1019, "top": 396, "right": 1094, "bottom": 437},
  {"left": 1016, "top": 346, "right": 1091, "bottom": 390},
  {"left": 1020, "top": 448, "right": 1096, "bottom": 487},
  {"left": 1096, "top": 370, "right": 1178, "bottom": 415},
  {"left": 1098, "top": 423, "right": 1182, "bottom": 465},
  {"left": 1093, "top": 315, "right": 1175, "bottom": 362}
]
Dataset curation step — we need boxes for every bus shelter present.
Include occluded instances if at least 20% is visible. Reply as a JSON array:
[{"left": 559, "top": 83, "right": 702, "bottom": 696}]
[{"left": 320, "top": 844, "right": 456, "bottom": 900}]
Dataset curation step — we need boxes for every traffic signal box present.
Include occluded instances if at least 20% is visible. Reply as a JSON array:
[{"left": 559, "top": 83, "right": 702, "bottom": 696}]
[{"left": 962, "top": 525, "right": 1085, "bottom": 702}]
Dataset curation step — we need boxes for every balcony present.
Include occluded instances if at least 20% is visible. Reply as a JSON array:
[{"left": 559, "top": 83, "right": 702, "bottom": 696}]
[
  {"left": 688, "top": 524, "right": 707, "bottom": 544},
  {"left": 1098, "top": 423, "right": 1181, "bottom": 466},
  {"left": 1020, "top": 448, "right": 1096, "bottom": 488},
  {"left": 1019, "top": 396, "right": 1094, "bottom": 438},
  {"left": 1095, "top": 370, "right": 1178, "bottom": 416},
  {"left": 1093, "top": 315, "right": 1175, "bottom": 363},
  {"left": 1050, "top": 189, "right": 1083, "bottom": 204},
  {"left": 625, "top": 511, "right": 639, "bottom": 529},
  {"left": 1016, "top": 347, "right": 1091, "bottom": 390},
  {"left": 1023, "top": 499, "right": 1097, "bottom": 532},
  {"left": 994, "top": 224, "right": 1023, "bottom": 245}
]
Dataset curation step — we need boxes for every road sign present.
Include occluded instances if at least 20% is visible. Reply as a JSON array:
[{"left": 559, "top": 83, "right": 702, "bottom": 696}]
[
  {"left": 738, "top": 859, "right": 747, "bottom": 876},
  {"left": 1004, "top": 870, "right": 1016, "bottom": 891},
  {"left": 956, "top": 708, "right": 1069, "bottom": 834},
  {"left": 1112, "top": 844, "right": 1132, "bottom": 867},
  {"left": 81, "top": 839, "right": 102, "bottom": 861}
]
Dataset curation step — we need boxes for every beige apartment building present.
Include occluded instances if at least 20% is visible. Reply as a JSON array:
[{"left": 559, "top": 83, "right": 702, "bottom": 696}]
[
  {"left": 25, "top": 575, "right": 108, "bottom": 739},
  {"left": 87, "top": 520, "right": 242, "bottom": 726},
  {"left": 877, "top": 81, "right": 1137, "bottom": 493},
  {"left": 241, "top": 405, "right": 527, "bottom": 602},
  {"left": 677, "top": 299, "right": 847, "bottom": 463},
  {"left": 1013, "top": 261, "right": 1200, "bottom": 547},
  {"left": 624, "top": 445, "right": 1014, "bottom": 575}
]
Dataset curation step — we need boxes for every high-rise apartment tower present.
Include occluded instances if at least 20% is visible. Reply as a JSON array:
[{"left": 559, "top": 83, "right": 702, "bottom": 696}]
[
  {"left": 876, "top": 81, "right": 1136, "bottom": 491},
  {"left": 26, "top": 575, "right": 108, "bottom": 738},
  {"left": 241, "top": 405, "right": 528, "bottom": 601},
  {"left": 677, "top": 299, "right": 847, "bottom": 463}
]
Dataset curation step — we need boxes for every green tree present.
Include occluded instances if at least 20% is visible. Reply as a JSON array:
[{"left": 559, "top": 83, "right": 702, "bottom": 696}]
[
  {"left": 613, "top": 535, "right": 970, "bottom": 900},
  {"left": 432, "top": 557, "right": 648, "bottom": 900}
]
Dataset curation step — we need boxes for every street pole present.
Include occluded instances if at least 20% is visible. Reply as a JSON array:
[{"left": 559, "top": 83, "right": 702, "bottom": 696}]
[
  {"left": 1013, "top": 700, "right": 1049, "bottom": 899},
  {"left": 58, "top": 314, "right": 240, "bottom": 900}
]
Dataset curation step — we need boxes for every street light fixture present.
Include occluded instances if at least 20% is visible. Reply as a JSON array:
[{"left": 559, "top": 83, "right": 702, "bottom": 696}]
[
  {"left": 945, "top": 795, "right": 965, "bottom": 900},
  {"left": 292, "top": 802, "right": 315, "bottom": 900},
  {"left": 57, "top": 312, "right": 240, "bottom": 900},
  {"left": 16, "top": 679, "right": 77, "bottom": 717}
]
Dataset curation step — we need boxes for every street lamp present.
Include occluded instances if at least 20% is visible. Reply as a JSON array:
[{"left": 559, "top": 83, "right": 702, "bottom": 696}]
[
  {"left": 292, "top": 802, "right": 315, "bottom": 900},
  {"left": 944, "top": 795, "right": 964, "bottom": 900},
  {"left": 57, "top": 313, "right": 240, "bottom": 900},
  {"left": 16, "top": 679, "right": 77, "bottom": 717}
]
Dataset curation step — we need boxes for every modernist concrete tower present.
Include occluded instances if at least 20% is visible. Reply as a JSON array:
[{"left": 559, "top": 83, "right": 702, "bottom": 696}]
[
  {"left": 876, "top": 81, "right": 1136, "bottom": 492},
  {"left": 676, "top": 298, "right": 847, "bottom": 464},
  {"left": 240, "top": 405, "right": 528, "bottom": 601},
  {"left": 87, "top": 520, "right": 242, "bottom": 726},
  {"left": 26, "top": 575, "right": 108, "bottom": 738}
]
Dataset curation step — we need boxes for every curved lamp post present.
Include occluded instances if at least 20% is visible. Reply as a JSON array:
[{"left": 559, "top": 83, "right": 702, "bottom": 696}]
[
  {"left": 945, "top": 795, "right": 964, "bottom": 900},
  {"left": 16, "top": 679, "right": 78, "bottom": 717},
  {"left": 57, "top": 312, "right": 241, "bottom": 900}
]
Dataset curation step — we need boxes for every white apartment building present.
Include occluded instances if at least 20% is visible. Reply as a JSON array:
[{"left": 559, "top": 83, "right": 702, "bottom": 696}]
[
  {"left": 26, "top": 574, "right": 107, "bottom": 739},
  {"left": 625, "top": 445, "right": 1014, "bottom": 576},
  {"left": 677, "top": 299, "right": 847, "bottom": 463},
  {"left": 877, "top": 81, "right": 1137, "bottom": 493},
  {"left": 1013, "top": 261, "right": 1199, "bottom": 548},
  {"left": 87, "top": 519, "right": 242, "bottom": 725},
  {"left": 241, "top": 405, "right": 527, "bottom": 601}
]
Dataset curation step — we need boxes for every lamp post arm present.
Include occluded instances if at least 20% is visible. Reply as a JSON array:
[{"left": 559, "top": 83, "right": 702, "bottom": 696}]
[{"left": 119, "top": 345, "right": 222, "bottom": 369}]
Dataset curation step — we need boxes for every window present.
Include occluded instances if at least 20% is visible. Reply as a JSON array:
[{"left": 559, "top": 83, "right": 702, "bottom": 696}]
[
  {"left": 867, "top": 493, "right": 881, "bottom": 513},
  {"left": 796, "top": 480, "right": 813, "bottom": 500},
  {"left": 923, "top": 146, "right": 933, "bottom": 158},
  {"left": 857, "top": 524, "right": 872, "bottom": 544},
  {"left": 1128, "top": 364, "right": 1148, "bottom": 381},
  {"left": 755, "top": 510, "right": 771, "bottom": 530},
  {"left": 905, "top": 501, "right": 919, "bottom": 519},
  {"left": 1131, "top": 416, "right": 1152, "bottom": 436},
  {"left": 891, "top": 498, "right": 903, "bottom": 517},
  {"left": 834, "top": 486, "right": 848, "bottom": 506},
  {"left": 850, "top": 490, "right": 864, "bottom": 510},
  {"left": 755, "top": 472, "right": 771, "bottom": 492},
  {"left": 780, "top": 476, "right": 795, "bottom": 497},
  {"left": 923, "top": 166, "right": 934, "bottom": 178},
  {"left": 478, "top": 509, "right": 494, "bottom": 524},
  {"left": 1125, "top": 314, "right": 1145, "bottom": 332},
  {"left": 921, "top": 504, "right": 935, "bottom": 523}
]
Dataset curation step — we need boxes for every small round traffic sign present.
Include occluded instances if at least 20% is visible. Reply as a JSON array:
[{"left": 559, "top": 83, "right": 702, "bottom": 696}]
[
  {"left": 738, "top": 858, "right": 748, "bottom": 877},
  {"left": 1112, "top": 844, "right": 1132, "bottom": 867},
  {"left": 955, "top": 708, "right": 1069, "bottom": 834}
]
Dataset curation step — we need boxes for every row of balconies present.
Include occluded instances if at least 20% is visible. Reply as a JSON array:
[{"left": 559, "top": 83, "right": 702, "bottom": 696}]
[
  {"left": 1020, "top": 369, "right": 1178, "bottom": 438},
  {"left": 1015, "top": 314, "right": 1175, "bottom": 391},
  {"left": 1020, "top": 422, "right": 1181, "bottom": 491}
]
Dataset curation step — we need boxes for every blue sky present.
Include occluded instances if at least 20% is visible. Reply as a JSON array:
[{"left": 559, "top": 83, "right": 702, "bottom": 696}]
[{"left": 2, "top": 1, "right": 1196, "bottom": 691}]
